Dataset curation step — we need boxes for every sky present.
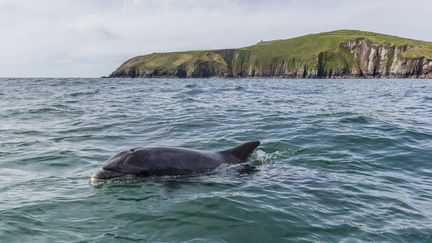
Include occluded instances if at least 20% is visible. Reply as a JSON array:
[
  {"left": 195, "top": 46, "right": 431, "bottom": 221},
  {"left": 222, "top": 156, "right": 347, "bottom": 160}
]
[{"left": 0, "top": 0, "right": 431, "bottom": 77}]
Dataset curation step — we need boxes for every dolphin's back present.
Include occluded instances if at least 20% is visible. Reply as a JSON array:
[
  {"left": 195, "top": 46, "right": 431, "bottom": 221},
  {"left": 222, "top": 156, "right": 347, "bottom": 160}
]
[{"left": 138, "top": 147, "right": 223, "bottom": 176}]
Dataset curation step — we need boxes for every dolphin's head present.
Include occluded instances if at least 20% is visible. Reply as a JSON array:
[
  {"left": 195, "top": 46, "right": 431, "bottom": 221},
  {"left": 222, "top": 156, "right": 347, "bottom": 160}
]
[{"left": 91, "top": 148, "right": 148, "bottom": 185}]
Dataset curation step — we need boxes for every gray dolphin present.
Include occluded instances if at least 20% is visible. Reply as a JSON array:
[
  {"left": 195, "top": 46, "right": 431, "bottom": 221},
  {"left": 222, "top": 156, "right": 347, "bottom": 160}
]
[{"left": 91, "top": 141, "right": 260, "bottom": 183}]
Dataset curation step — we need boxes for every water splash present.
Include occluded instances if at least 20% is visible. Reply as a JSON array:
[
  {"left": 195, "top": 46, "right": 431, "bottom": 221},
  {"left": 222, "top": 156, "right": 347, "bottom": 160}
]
[{"left": 250, "top": 149, "right": 282, "bottom": 165}]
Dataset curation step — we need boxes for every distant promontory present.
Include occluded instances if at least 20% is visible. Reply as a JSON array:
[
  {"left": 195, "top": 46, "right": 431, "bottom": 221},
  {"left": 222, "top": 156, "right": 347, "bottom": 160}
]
[{"left": 109, "top": 30, "right": 432, "bottom": 79}]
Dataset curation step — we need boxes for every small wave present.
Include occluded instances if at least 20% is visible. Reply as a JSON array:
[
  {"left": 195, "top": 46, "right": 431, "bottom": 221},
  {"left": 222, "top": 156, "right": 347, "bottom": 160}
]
[
  {"left": 308, "top": 111, "right": 357, "bottom": 119},
  {"left": 217, "top": 86, "right": 245, "bottom": 92},
  {"left": 402, "top": 129, "right": 432, "bottom": 141},
  {"left": 340, "top": 115, "right": 369, "bottom": 124},
  {"left": 104, "top": 232, "right": 146, "bottom": 241},
  {"left": 185, "top": 89, "right": 202, "bottom": 95},
  {"left": 185, "top": 83, "right": 196, "bottom": 88},
  {"left": 332, "top": 134, "right": 397, "bottom": 148},
  {"left": 28, "top": 107, "right": 64, "bottom": 114},
  {"left": 68, "top": 89, "right": 100, "bottom": 97},
  {"left": 59, "top": 123, "right": 121, "bottom": 133},
  {"left": 65, "top": 99, "right": 78, "bottom": 103}
]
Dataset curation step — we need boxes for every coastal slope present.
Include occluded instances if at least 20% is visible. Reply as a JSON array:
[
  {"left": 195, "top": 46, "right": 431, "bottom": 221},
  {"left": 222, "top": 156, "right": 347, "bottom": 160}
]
[{"left": 109, "top": 30, "right": 432, "bottom": 78}]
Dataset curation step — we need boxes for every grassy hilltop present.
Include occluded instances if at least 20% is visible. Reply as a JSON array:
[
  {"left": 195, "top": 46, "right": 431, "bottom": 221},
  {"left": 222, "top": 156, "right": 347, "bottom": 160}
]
[{"left": 109, "top": 30, "right": 432, "bottom": 78}]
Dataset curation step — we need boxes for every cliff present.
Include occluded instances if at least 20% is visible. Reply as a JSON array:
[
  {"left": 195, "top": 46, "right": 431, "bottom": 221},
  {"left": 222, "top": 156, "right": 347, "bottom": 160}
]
[{"left": 109, "top": 30, "right": 432, "bottom": 78}]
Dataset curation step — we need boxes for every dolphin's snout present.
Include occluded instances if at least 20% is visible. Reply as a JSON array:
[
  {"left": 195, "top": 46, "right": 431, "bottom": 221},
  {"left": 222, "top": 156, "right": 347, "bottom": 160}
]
[
  {"left": 90, "top": 174, "right": 99, "bottom": 185},
  {"left": 91, "top": 169, "right": 125, "bottom": 181},
  {"left": 90, "top": 169, "right": 127, "bottom": 186}
]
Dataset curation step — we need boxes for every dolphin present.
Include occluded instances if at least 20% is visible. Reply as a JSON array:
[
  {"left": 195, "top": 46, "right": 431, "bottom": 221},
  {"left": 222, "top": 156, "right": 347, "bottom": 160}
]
[{"left": 91, "top": 141, "right": 260, "bottom": 183}]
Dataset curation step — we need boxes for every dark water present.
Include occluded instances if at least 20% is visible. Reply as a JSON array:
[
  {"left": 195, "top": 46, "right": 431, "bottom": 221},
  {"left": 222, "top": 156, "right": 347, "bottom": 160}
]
[{"left": 1, "top": 78, "right": 432, "bottom": 242}]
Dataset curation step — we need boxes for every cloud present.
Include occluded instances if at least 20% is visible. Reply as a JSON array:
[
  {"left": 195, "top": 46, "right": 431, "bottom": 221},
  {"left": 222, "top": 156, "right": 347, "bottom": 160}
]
[{"left": 0, "top": 0, "right": 431, "bottom": 77}]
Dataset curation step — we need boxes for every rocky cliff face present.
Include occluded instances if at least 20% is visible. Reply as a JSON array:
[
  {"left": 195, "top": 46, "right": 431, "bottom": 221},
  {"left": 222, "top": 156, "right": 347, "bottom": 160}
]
[
  {"left": 109, "top": 35, "right": 432, "bottom": 79},
  {"left": 230, "top": 51, "right": 317, "bottom": 78},
  {"left": 337, "top": 39, "right": 432, "bottom": 78}
]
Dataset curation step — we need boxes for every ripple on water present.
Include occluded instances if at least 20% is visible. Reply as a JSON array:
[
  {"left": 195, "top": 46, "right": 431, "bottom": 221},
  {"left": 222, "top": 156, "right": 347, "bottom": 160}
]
[{"left": 339, "top": 115, "right": 370, "bottom": 124}]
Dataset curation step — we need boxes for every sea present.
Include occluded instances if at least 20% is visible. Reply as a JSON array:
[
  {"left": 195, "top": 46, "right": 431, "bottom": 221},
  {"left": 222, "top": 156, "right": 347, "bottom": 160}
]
[{"left": 0, "top": 78, "right": 431, "bottom": 242}]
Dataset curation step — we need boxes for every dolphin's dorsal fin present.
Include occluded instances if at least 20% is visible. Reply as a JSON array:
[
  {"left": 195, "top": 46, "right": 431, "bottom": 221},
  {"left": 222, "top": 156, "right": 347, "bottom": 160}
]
[{"left": 220, "top": 141, "right": 260, "bottom": 163}]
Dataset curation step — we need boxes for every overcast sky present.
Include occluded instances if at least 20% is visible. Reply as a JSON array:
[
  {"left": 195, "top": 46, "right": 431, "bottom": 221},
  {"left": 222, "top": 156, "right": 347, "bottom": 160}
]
[{"left": 0, "top": 0, "right": 431, "bottom": 77}]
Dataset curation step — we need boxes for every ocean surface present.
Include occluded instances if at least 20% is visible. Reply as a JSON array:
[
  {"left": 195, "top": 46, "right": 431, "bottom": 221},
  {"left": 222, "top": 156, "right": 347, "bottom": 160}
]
[{"left": 0, "top": 78, "right": 431, "bottom": 242}]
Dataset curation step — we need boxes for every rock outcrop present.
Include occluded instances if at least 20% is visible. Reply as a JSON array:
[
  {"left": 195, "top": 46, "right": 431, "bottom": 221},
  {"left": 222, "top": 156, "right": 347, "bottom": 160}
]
[
  {"left": 335, "top": 39, "right": 432, "bottom": 78},
  {"left": 109, "top": 30, "right": 432, "bottom": 79}
]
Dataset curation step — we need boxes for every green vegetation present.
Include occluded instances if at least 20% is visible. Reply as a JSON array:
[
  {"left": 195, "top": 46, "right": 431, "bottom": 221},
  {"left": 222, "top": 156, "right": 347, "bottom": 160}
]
[{"left": 109, "top": 30, "right": 432, "bottom": 78}]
